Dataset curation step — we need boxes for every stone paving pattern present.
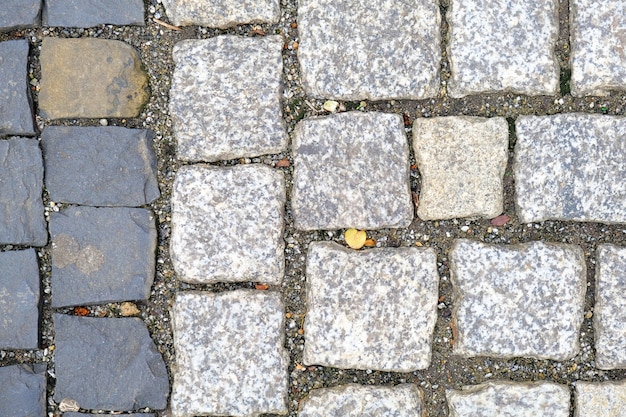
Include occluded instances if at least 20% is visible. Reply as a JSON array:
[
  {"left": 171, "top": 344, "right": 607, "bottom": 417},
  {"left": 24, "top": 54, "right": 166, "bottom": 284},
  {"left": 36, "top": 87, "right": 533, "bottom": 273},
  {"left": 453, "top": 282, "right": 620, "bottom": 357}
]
[{"left": 0, "top": 40, "right": 34, "bottom": 136}]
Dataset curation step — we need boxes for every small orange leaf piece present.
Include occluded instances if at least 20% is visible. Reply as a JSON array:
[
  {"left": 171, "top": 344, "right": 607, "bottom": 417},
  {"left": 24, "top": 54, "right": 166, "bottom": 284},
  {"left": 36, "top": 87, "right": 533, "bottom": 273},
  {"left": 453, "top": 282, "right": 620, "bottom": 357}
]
[
  {"left": 255, "top": 284, "right": 269, "bottom": 290},
  {"left": 295, "top": 363, "right": 306, "bottom": 371},
  {"left": 275, "top": 158, "right": 290, "bottom": 167},
  {"left": 74, "top": 307, "right": 89, "bottom": 316},
  {"left": 345, "top": 228, "right": 366, "bottom": 249},
  {"left": 364, "top": 238, "right": 376, "bottom": 247},
  {"left": 298, "top": 328, "right": 304, "bottom": 335}
]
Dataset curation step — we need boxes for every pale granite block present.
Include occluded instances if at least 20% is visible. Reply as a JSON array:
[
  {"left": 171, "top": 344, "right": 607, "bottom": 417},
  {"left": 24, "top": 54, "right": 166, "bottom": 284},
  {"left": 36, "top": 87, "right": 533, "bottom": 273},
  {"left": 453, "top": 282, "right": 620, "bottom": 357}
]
[
  {"left": 161, "top": 0, "right": 280, "bottom": 28},
  {"left": 575, "top": 381, "right": 626, "bottom": 417}
]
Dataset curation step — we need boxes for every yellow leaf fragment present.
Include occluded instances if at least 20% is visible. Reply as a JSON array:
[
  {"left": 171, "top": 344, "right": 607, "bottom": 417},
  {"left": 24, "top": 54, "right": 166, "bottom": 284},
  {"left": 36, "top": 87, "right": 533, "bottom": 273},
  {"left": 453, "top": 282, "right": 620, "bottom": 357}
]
[{"left": 345, "top": 228, "right": 366, "bottom": 249}]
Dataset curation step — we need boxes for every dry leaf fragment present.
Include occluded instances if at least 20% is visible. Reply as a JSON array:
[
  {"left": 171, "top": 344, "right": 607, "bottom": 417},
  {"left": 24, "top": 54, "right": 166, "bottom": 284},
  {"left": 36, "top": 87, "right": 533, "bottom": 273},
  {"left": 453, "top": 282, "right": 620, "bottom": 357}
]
[
  {"left": 152, "top": 18, "right": 181, "bottom": 31},
  {"left": 298, "top": 328, "right": 304, "bottom": 335},
  {"left": 490, "top": 214, "right": 510, "bottom": 226},
  {"left": 412, "top": 192, "right": 419, "bottom": 208},
  {"left": 255, "top": 283, "right": 269, "bottom": 290},
  {"left": 295, "top": 363, "right": 306, "bottom": 371},
  {"left": 364, "top": 238, "right": 376, "bottom": 247},
  {"left": 251, "top": 28, "right": 266, "bottom": 36},
  {"left": 275, "top": 158, "right": 290, "bottom": 167},
  {"left": 120, "top": 302, "right": 140, "bottom": 316},
  {"left": 345, "top": 228, "right": 367, "bottom": 249},
  {"left": 73, "top": 307, "right": 89, "bottom": 316}
]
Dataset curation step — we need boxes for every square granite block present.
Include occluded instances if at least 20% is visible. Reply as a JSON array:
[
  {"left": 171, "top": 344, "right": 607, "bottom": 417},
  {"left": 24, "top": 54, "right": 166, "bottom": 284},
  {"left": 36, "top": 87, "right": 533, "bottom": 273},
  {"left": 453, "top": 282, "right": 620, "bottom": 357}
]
[
  {"left": 49, "top": 206, "right": 157, "bottom": 307},
  {"left": 43, "top": 0, "right": 145, "bottom": 27},
  {"left": 0, "top": 364, "right": 46, "bottom": 417},
  {"left": 161, "top": 0, "right": 280, "bottom": 28},
  {"left": 447, "top": 381, "right": 570, "bottom": 417},
  {"left": 0, "top": 40, "right": 35, "bottom": 136},
  {"left": 0, "top": 0, "right": 40, "bottom": 31},
  {"left": 42, "top": 126, "right": 159, "bottom": 207},
  {"left": 304, "top": 242, "right": 439, "bottom": 372},
  {"left": 594, "top": 244, "right": 626, "bottom": 369},
  {"left": 514, "top": 114, "right": 626, "bottom": 224},
  {"left": 450, "top": 239, "right": 586, "bottom": 360},
  {"left": 170, "top": 36, "right": 287, "bottom": 162},
  {"left": 0, "top": 137, "right": 47, "bottom": 246},
  {"left": 171, "top": 164, "right": 285, "bottom": 284},
  {"left": 447, "top": 0, "right": 559, "bottom": 97},
  {"left": 0, "top": 249, "right": 39, "bottom": 350},
  {"left": 571, "top": 0, "right": 626, "bottom": 96},
  {"left": 413, "top": 117, "right": 508, "bottom": 220},
  {"left": 298, "top": 0, "right": 440, "bottom": 100},
  {"left": 171, "top": 290, "right": 289, "bottom": 417},
  {"left": 292, "top": 111, "right": 413, "bottom": 230},
  {"left": 575, "top": 381, "right": 626, "bottom": 417}
]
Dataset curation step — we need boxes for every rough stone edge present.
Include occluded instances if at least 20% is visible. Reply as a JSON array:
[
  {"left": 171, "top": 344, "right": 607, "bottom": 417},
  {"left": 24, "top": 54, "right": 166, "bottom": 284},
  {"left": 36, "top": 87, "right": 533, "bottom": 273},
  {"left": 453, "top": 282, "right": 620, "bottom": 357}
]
[
  {"left": 0, "top": 40, "right": 36, "bottom": 137},
  {"left": 449, "top": 239, "right": 586, "bottom": 361},
  {"left": 163, "top": 0, "right": 281, "bottom": 29}
]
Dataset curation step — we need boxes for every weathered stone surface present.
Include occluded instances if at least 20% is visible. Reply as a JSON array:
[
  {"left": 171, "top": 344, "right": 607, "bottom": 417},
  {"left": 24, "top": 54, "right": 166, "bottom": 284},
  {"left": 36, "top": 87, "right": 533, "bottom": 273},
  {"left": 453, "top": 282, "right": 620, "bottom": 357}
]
[
  {"left": 0, "top": 364, "right": 46, "bottom": 417},
  {"left": 162, "top": 0, "right": 280, "bottom": 27},
  {"left": 447, "top": 0, "right": 559, "bottom": 97},
  {"left": 53, "top": 314, "right": 168, "bottom": 411},
  {"left": 570, "top": 0, "right": 626, "bottom": 96},
  {"left": 170, "top": 36, "right": 286, "bottom": 162},
  {"left": 413, "top": 117, "right": 508, "bottom": 220},
  {"left": 298, "top": 0, "right": 440, "bottom": 100},
  {"left": 594, "top": 244, "right": 626, "bottom": 369},
  {"left": 49, "top": 206, "right": 156, "bottom": 307},
  {"left": 64, "top": 414, "right": 154, "bottom": 417},
  {"left": 450, "top": 239, "right": 586, "bottom": 360},
  {"left": 304, "top": 242, "right": 439, "bottom": 371},
  {"left": 43, "top": 0, "right": 145, "bottom": 27},
  {"left": 42, "top": 126, "right": 159, "bottom": 207},
  {"left": 171, "top": 164, "right": 285, "bottom": 284},
  {"left": 0, "top": 0, "right": 40, "bottom": 31},
  {"left": 299, "top": 384, "right": 424, "bottom": 417},
  {"left": 0, "top": 40, "right": 35, "bottom": 136},
  {"left": 39, "top": 38, "right": 148, "bottom": 119},
  {"left": 0, "top": 138, "right": 47, "bottom": 246},
  {"left": 575, "top": 381, "right": 626, "bottom": 417},
  {"left": 171, "top": 290, "right": 288, "bottom": 417},
  {"left": 447, "top": 381, "right": 570, "bottom": 417},
  {"left": 515, "top": 114, "right": 626, "bottom": 224},
  {"left": 0, "top": 250, "right": 39, "bottom": 350},
  {"left": 292, "top": 112, "right": 413, "bottom": 230}
]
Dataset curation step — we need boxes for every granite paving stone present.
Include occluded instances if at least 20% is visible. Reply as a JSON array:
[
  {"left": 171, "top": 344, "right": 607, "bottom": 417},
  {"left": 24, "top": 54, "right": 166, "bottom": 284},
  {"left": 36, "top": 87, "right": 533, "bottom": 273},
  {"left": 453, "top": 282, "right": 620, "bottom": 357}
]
[
  {"left": 49, "top": 206, "right": 156, "bottom": 307},
  {"left": 0, "top": 364, "right": 46, "bottom": 417},
  {"left": 171, "top": 164, "right": 285, "bottom": 284},
  {"left": 412, "top": 116, "right": 508, "bottom": 220},
  {"left": 446, "top": 0, "right": 559, "bottom": 97},
  {"left": 64, "top": 414, "right": 154, "bottom": 417},
  {"left": 447, "top": 381, "right": 570, "bottom": 417},
  {"left": 0, "top": 250, "right": 39, "bottom": 350},
  {"left": 43, "top": 0, "right": 145, "bottom": 27},
  {"left": 570, "top": 0, "right": 626, "bottom": 96},
  {"left": 42, "top": 126, "right": 160, "bottom": 207},
  {"left": 297, "top": 0, "right": 440, "bottom": 100},
  {"left": 299, "top": 384, "right": 424, "bottom": 417},
  {"left": 450, "top": 239, "right": 586, "bottom": 360},
  {"left": 170, "top": 36, "right": 287, "bottom": 162},
  {"left": 0, "top": 0, "right": 40, "bottom": 31},
  {"left": 39, "top": 38, "right": 148, "bottom": 119},
  {"left": 53, "top": 314, "right": 169, "bottom": 411},
  {"left": 593, "top": 244, "right": 626, "bottom": 369},
  {"left": 171, "top": 290, "right": 289, "bottom": 417},
  {"left": 0, "top": 40, "right": 35, "bottom": 136},
  {"left": 292, "top": 111, "right": 413, "bottom": 230},
  {"left": 0, "top": 137, "right": 47, "bottom": 246},
  {"left": 161, "top": 0, "right": 280, "bottom": 28},
  {"left": 304, "top": 242, "right": 439, "bottom": 371},
  {"left": 575, "top": 381, "right": 626, "bottom": 417},
  {"left": 515, "top": 114, "right": 626, "bottom": 224}
]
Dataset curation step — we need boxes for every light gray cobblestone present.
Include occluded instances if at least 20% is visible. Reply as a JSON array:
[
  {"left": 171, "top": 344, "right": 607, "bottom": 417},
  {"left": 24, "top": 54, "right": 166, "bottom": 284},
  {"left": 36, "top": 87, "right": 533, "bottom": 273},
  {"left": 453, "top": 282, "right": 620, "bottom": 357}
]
[
  {"left": 575, "top": 381, "right": 626, "bottom": 417},
  {"left": 161, "top": 0, "right": 280, "bottom": 28}
]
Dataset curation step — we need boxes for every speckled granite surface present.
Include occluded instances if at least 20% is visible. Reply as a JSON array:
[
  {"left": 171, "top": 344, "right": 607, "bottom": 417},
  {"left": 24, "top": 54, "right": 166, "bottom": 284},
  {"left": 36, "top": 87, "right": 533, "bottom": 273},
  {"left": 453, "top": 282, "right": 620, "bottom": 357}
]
[
  {"left": 161, "top": 0, "right": 280, "bottom": 27},
  {"left": 570, "top": 0, "right": 626, "bottom": 96},
  {"left": 171, "top": 164, "right": 285, "bottom": 284},
  {"left": 450, "top": 239, "right": 586, "bottom": 360},
  {"left": 447, "top": 0, "right": 559, "bottom": 97},
  {"left": 292, "top": 112, "right": 413, "bottom": 230},
  {"left": 170, "top": 35, "right": 287, "bottom": 162},
  {"left": 304, "top": 242, "right": 439, "bottom": 371},
  {"left": 447, "top": 381, "right": 570, "bottom": 417},
  {"left": 297, "top": 0, "right": 440, "bottom": 100},
  {"left": 299, "top": 384, "right": 424, "bottom": 417},
  {"left": 413, "top": 116, "right": 508, "bottom": 220},
  {"left": 170, "top": 290, "right": 289, "bottom": 417},
  {"left": 575, "top": 381, "right": 626, "bottom": 417},
  {"left": 515, "top": 114, "right": 626, "bottom": 224},
  {"left": 594, "top": 244, "right": 626, "bottom": 369}
]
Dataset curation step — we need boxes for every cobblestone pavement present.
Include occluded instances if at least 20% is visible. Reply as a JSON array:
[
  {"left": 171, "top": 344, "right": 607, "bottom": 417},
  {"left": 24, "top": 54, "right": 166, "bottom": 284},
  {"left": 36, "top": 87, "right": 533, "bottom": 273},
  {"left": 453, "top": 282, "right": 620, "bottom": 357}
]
[{"left": 1, "top": 0, "right": 626, "bottom": 416}]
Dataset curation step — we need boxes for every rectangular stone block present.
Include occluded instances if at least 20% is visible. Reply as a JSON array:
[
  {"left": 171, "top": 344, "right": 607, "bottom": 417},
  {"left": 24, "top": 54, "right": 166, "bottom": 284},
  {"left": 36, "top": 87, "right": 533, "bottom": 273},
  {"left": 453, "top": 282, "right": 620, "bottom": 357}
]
[
  {"left": 0, "top": 0, "right": 40, "bottom": 31},
  {"left": 0, "top": 40, "right": 35, "bottom": 136},
  {"left": 304, "top": 242, "right": 439, "bottom": 372},
  {"left": 413, "top": 116, "right": 508, "bottom": 220},
  {"left": 171, "top": 290, "right": 289, "bottom": 417},
  {"left": 161, "top": 0, "right": 280, "bottom": 27},
  {"left": 0, "top": 364, "right": 46, "bottom": 417},
  {"left": 450, "top": 239, "right": 586, "bottom": 361},
  {"left": 298, "top": 0, "right": 440, "bottom": 100},
  {"left": 594, "top": 244, "right": 626, "bottom": 369},
  {"left": 43, "top": 0, "right": 145, "bottom": 27},
  {"left": 171, "top": 164, "right": 285, "bottom": 284},
  {"left": 292, "top": 112, "right": 413, "bottom": 230},
  {"left": 515, "top": 114, "right": 626, "bottom": 224},
  {"left": 447, "top": 0, "right": 559, "bottom": 97},
  {"left": 575, "top": 381, "right": 626, "bottom": 417}
]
